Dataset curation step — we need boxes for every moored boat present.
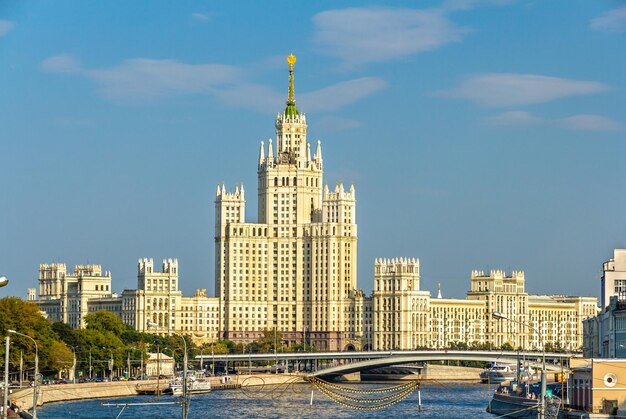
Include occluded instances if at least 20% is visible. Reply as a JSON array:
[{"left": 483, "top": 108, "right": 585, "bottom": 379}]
[
  {"left": 169, "top": 377, "right": 211, "bottom": 396},
  {"left": 480, "top": 364, "right": 517, "bottom": 384}
]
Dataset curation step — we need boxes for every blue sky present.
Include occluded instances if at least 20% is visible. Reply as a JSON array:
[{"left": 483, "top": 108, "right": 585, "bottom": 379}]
[{"left": 1, "top": 0, "right": 625, "bottom": 300}]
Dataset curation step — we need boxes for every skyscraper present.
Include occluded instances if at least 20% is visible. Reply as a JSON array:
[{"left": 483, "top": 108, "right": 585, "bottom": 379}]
[{"left": 215, "top": 54, "right": 359, "bottom": 350}]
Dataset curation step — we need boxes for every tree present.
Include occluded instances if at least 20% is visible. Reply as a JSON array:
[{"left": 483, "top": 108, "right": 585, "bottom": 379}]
[
  {"left": 0, "top": 297, "right": 66, "bottom": 377},
  {"left": 501, "top": 342, "right": 514, "bottom": 351},
  {"left": 252, "top": 328, "right": 284, "bottom": 353},
  {"left": 49, "top": 341, "right": 74, "bottom": 377},
  {"left": 84, "top": 311, "right": 126, "bottom": 335}
]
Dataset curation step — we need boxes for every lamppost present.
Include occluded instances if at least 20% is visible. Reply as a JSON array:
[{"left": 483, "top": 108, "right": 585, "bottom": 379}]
[
  {"left": 211, "top": 343, "right": 215, "bottom": 376},
  {"left": 0, "top": 276, "right": 8, "bottom": 288},
  {"left": 103, "top": 348, "right": 114, "bottom": 381},
  {"left": 148, "top": 321, "right": 188, "bottom": 419},
  {"left": 68, "top": 345, "right": 79, "bottom": 384},
  {"left": 274, "top": 328, "right": 278, "bottom": 374},
  {"left": 492, "top": 312, "right": 546, "bottom": 419},
  {"left": 8, "top": 330, "right": 38, "bottom": 419},
  {"left": 3, "top": 336, "right": 9, "bottom": 419},
  {"left": 88, "top": 348, "right": 93, "bottom": 379}
]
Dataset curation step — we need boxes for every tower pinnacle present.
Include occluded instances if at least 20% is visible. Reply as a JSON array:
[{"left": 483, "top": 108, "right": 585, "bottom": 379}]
[{"left": 285, "top": 54, "right": 298, "bottom": 117}]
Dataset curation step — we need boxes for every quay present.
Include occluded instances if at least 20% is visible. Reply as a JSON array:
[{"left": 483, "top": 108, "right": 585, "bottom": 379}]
[{"left": 8, "top": 374, "right": 306, "bottom": 411}]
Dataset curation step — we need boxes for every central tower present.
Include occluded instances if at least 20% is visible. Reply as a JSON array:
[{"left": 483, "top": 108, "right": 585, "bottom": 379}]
[{"left": 215, "top": 55, "right": 359, "bottom": 351}]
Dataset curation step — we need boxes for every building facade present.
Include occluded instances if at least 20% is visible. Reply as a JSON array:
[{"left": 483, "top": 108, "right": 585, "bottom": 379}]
[
  {"left": 37, "top": 263, "right": 115, "bottom": 328},
  {"left": 372, "top": 260, "right": 597, "bottom": 351},
  {"left": 214, "top": 54, "right": 358, "bottom": 350},
  {"left": 584, "top": 249, "right": 626, "bottom": 358},
  {"left": 34, "top": 258, "right": 220, "bottom": 344}
]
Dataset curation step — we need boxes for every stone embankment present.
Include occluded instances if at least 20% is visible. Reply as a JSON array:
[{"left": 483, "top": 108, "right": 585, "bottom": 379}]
[
  {"left": 421, "top": 364, "right": 483, "bottom": 380},
  {"left": 9, "top": 374, "right": 307, "bottom": 411}
]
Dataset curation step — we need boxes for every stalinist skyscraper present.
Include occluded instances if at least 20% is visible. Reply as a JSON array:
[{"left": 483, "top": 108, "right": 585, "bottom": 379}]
[{"left": 215, "top": 54, "right": 359, "bottom": 350}]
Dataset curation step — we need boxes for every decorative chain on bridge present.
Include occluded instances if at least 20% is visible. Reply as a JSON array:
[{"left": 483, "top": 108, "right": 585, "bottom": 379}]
[{"left": 306, "top": 377, "right": 420, "bottom": 411}]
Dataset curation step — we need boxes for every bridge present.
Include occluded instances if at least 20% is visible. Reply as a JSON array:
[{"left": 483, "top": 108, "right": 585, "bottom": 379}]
[{"left": 196, "top": 350, "right": 574, "bottom": 379}]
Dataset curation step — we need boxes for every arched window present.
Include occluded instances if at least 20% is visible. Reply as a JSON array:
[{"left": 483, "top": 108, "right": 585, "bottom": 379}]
[
  {"left": 274, "top": 177, "right": 278, "bottom": 186},
  {"left": 293, "top": 177, "right": 297, "bottom": 186}
]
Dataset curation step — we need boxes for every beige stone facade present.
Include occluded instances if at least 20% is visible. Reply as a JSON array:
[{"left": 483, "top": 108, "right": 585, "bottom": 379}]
[
  {"left": 36, "top": 259, "right": 221, "bottom": 344},
  {"left": 213, "top": 56, "right": 360, "bottom": 351},
  {"left": 373, "top": 261, "right": 597, "bottom": 351},
  {"left": 37, "top": 263, "right": 115, "bottom": 328}
]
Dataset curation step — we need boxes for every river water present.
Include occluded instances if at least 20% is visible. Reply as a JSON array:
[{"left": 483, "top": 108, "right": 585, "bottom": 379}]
[{"left": 37, "top": 381, "right": 497, "bottom": 418}]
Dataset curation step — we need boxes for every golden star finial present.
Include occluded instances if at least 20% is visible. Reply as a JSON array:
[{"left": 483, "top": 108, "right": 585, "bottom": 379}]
[{"left": 286, "top": 54, "right": 296, "bottom": 66}]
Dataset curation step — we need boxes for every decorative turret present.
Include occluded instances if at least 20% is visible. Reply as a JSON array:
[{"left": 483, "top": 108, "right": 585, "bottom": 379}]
[
  {"left": 258, "top": 140, "right": 265, "bottom": 165},
  {"left": 315, "top": 140, "right": 323, "bottom": 164},
  {"left": 267, "top": 138, "right": 274, "bottom": 162}
]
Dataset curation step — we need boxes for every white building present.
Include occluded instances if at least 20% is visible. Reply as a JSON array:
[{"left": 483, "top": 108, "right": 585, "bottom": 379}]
[{"left": 584, "top": 249, "right": 626, "bottom": 358}]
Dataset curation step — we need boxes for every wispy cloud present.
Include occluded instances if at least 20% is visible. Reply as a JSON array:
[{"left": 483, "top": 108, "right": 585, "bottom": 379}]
[
  {"left": 486, "top": 111, "right": 623, "bottom": 132},
  {"left": 42, "top": 54, "right": 82, "bottom": 73},
  {"left": 0, "top": 20, "right": 15, "bottom": 37},
  {"left": 312, "top": 7, "right": 468, "bottom": 68},
  {"left": 301, "top": 78, "right": 386, "bottom": 112},
  {"left": 486, "top": 111, "right": 543, "bottom": 126},
  {"left": 558, "top": 115, "right": 624, "bottom": 131},
  {"left": 43, "top": 54, "right": 240, "bottom": 101},
  {"left": 441, "top": 0, "right": 516, "bottom": 12},
  {"left": 216, "top": 78, "right": 386, "bottom": 115},
  {"left": 88, "top": 59, "right": 238, "bottom": 100},
  {"left": 591, "top": 5, "right": 626, "bottom": 33},
  {"left": 41, "top": 54, "right": 385, "bottom": 115},
  {"left": 191, "top": 12, "right": 211, "bottom": 22},
  {"left": 438, "top": 73, "right": 607, "bottom": 107}
]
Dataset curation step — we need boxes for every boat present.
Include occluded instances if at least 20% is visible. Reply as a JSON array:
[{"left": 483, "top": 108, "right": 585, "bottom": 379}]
[
  {"left": 487, "top": 381, "right": 563, "bottom": 418},
  {"left": 169, "top": 377, "right": 211, "bottom": 396},
  {"left": 480, "top": 363, "right": 517, "bottom": 384}
]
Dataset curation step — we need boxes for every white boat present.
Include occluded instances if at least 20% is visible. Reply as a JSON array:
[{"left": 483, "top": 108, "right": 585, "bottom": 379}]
[
  {"left": 480, "top": 364, "right": 516, "bottom": 384},
  {"left": 170, "top": 377, "right": 211, "bottom": 396}
]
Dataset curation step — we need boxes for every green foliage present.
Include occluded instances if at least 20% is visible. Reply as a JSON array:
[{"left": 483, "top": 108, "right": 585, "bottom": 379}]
[
  {"left": 84, "top": 311, "right": 126, "bottom": 335},
  {"left": 501, "top": 342, "right": 514, "bottom": 351},
  {"left": 49, "top": 341, "right": 74, "bottom": 372},
  {"left": 544, "top": 341, "right": 565, "bottom": 353},
  {"left": 0, "top": 297, "right": 64, "bottom": 375}
]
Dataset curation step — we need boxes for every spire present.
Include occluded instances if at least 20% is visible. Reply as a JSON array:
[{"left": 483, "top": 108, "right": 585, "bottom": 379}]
[
  {"left": 267, "top": 138, "right": 274, "bottom": 161},
  {"left": 307, "top": 143, "right": 311, "bottom": 161},
  {"left": 315, "top": 140, "right": 323, "bottom": 162},
  {"left": 284, "top": 54, "right": 298, "bottom": 117},
  {"left": 437, "top": 283, "right": 442, "bottom": 299},
  {"left": 259, "top": 140, "right": 265, "bottom": 165}
]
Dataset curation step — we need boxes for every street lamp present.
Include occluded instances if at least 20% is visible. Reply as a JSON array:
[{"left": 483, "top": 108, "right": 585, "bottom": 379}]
[
  {"left": 68, "top": 345, "right": 79, "bottom": 384},
  {"left": 491, "top": 311, "right": 546, "bottom": 419},
  {"left": 8, "top": 330, "right": 38, "bottom": 419},
  {"left": 0, "top": 276, "right": 8, "bottom": 288},
  {"left": 3, "top": 336, "right": 9, "bottom": 419},
  {"left": 147, "top": 321, "right": 188, "bottom": 419}
]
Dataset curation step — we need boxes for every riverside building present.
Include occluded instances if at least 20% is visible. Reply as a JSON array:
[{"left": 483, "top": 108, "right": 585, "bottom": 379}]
[{"left": 372, "top": 258, "right": 597, "bottom": 351}]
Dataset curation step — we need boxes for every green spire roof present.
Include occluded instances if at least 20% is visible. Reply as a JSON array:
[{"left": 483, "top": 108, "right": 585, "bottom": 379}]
[{"left": 284, "top": 54, "right": 298, "bottom": 117}]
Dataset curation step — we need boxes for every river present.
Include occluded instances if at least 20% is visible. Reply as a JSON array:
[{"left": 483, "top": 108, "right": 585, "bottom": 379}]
[{"left": 37, "top": 381, "right": 497, "bottom": 418}]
